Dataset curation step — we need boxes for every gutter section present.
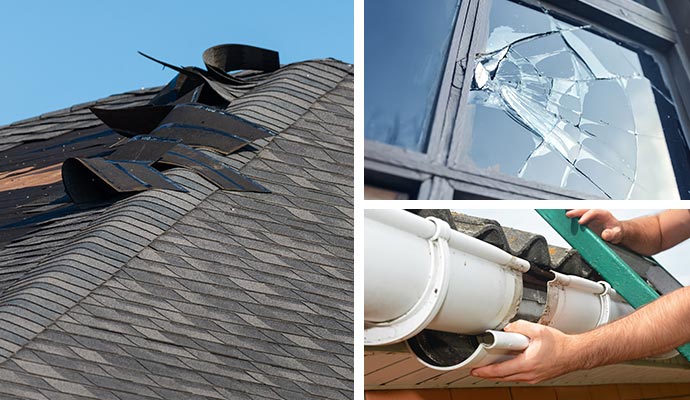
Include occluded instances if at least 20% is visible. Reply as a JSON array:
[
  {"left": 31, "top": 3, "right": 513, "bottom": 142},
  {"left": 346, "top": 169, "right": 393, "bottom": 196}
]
[
  {"left": 364, "top": 210, "right": 672, "bottom": 371},
  {"left": 539, "top": 272, "right": 633, "bottom": 333},
  {"left": 364, "top": 209, "right": 527, "bottom": 345}
]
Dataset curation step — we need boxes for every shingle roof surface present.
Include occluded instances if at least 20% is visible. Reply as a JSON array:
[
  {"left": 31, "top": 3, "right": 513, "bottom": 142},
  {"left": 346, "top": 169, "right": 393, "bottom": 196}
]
[{"left": 0, "top": 57, "right": 353, "bottom": 399}]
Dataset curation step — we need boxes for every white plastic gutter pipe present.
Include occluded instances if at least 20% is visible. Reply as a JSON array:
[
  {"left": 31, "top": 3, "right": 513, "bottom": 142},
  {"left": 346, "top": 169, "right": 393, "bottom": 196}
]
[
  {"left": 538, "top": 272, "right": 634, "bottom": 334},
  {"left": 364, "top": 209, "right": 529, "bottom": 346},
  {"left": 365, "top": 209, "right": 675, "bottom": 370},
  {"left": 539, "top": 272, "right": 677, "bottom": 359}
]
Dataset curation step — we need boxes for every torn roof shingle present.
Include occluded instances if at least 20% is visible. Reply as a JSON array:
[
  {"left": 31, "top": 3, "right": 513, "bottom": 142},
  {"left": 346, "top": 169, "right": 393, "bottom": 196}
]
[
  {"left": 0, "top": 47, "right": 353, "bottom": 399},
  {"left": 0, "top": 89, "right": 162, "bottom": 245}
]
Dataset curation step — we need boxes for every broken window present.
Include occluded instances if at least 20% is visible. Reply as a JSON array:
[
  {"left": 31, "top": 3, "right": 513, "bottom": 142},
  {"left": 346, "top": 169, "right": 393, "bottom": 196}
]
[
  {"left": 364, "top": 0, "right": 461, "bottom": 152},
  {"left": 456, "top": 0, "right": 684, "bottom": 199}
]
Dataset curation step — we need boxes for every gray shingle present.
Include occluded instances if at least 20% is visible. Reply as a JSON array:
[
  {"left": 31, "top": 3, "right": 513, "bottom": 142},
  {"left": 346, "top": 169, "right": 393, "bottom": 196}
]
[{"left": 0, "top": 58, "right": 353, "bottom": 399}]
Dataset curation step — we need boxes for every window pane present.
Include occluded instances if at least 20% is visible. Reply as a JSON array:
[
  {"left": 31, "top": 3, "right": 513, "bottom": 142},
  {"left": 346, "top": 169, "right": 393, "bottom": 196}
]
[
  {"left": 455, "top": 0, "right": 682, "bottom": 199},
  {"left": 632, "top": 0, "right": 662, "bottom": 13},
  {"left": 365, "top": 0, "right": 461, "bottom": 152}
]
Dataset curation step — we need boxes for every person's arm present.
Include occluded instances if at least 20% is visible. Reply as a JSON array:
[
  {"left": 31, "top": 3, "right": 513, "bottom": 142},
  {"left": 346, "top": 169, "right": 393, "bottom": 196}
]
[
  {"left": 566, "top": 209, "right": 690, "bottom": 256},
  {"left": 471, "top": 286, "right": 690, "bottom": 384}
]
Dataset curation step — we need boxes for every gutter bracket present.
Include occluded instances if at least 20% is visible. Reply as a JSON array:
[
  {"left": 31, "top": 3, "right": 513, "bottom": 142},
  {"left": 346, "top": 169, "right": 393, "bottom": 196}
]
[
  {"left": 597, "top": 281, "right": 612, "bottom": 327},
  {"left": 363, "top": 218, "right": 452, "bottom": 345}
]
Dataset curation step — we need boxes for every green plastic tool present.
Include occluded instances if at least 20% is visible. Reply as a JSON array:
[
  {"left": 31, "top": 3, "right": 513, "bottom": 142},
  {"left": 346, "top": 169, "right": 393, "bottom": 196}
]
[{"left": 537, "top": 209, "right": 690, "bottom": 361}]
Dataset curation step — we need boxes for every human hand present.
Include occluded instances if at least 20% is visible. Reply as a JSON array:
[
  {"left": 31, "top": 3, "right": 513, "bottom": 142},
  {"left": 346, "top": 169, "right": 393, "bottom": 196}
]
[
  {"left": 471, "top": 320, "right": 581, "bottom": 384},
  {"left": 566, "top": 209, "right": 624, "bottom": 243}
]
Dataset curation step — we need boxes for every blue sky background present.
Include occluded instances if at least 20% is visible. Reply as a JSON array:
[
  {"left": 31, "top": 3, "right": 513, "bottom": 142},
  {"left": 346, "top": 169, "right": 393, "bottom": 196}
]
[{"left": 0, "top": 1, "right": 353, "bottom": 125}]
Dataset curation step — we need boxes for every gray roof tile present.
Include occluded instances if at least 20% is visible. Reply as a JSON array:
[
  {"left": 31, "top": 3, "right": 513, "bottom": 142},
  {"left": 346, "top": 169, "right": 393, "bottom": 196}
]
[
  {"left": 0, "top": 57, "right": 353, "bottom": 399},
  {"left": 0, "top": 382, "right": 50, "bottom": 400}
]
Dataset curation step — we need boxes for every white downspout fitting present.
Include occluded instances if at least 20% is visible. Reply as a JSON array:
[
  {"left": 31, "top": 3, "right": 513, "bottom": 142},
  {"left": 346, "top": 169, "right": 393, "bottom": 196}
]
[
  {"left": 364, "top": 209, "right": 530, "bottom": 346},
  {"left": 412, "top": 330, "right": 530, "bottom": 371}
]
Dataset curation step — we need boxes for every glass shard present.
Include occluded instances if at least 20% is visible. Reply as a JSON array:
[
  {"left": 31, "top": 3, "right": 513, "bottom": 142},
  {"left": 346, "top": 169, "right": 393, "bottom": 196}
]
[{"left": 460, "top": 0, "right": 680, "bottom": 199}]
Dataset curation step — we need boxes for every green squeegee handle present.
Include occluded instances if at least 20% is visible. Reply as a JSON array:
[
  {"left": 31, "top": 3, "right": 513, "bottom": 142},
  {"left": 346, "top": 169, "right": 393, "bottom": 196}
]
[{"left": 536, "top": 209, "right": 690, "bottom": 362}]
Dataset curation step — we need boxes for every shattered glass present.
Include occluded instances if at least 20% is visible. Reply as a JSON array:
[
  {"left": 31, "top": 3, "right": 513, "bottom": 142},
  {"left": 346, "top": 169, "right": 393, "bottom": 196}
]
[{"left": 460, "top": 0, "right": 680, "bottom": 199}]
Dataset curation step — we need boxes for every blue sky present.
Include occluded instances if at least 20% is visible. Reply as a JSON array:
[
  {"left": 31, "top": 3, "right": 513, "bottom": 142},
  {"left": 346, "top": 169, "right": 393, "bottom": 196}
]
[{"left": 0, "top": 1, "right": 353, "bottom": 125}]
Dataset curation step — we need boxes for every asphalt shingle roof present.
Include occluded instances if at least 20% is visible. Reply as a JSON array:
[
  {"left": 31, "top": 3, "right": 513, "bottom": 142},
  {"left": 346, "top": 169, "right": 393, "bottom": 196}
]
[{"left": 0, "top": 50, "right": 353, "bottom": 399}]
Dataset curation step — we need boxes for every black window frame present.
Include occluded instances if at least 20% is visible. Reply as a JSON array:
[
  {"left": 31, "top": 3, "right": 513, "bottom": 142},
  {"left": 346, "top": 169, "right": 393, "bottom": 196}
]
[{"left": 364, "top": 0, "right": 690, "bottom": 200}]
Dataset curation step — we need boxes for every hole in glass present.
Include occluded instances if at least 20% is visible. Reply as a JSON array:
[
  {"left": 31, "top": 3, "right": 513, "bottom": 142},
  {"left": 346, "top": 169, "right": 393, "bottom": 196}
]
[{"left": 460, "top": 0, "right": 682, "bottom": 199}]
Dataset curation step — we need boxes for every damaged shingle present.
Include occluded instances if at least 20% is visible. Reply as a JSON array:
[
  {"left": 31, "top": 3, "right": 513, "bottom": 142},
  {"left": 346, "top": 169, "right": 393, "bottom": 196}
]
[{"left": 63, "top": 45, "right": 277, "bottom": 206}]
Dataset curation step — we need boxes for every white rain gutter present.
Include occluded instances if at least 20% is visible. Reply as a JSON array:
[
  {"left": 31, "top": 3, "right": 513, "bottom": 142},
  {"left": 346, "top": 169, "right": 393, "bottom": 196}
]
[
  {"left": 538, "top": 271, "right": 634, "bottom": 333},
  {"left": 364, "top": 209, "right": 529, "bottom": 346},
  {"left": 537, "top": 272, "right": 678, "bottom": 360},
  {"left": 364, "top": 210, "right": 671, "bottom": 370}
]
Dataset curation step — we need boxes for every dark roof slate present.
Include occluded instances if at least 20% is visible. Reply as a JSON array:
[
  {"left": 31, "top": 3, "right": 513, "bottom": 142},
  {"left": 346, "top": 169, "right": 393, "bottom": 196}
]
[{"left": 0, "top": 56, "right": 353, "bottom": 399}]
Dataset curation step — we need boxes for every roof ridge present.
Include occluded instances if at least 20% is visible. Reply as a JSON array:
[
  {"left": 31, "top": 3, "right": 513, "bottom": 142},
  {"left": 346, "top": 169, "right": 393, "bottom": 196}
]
[
  {"left": 0, "top": 88, "right": 161, "bottom": 131},
  {"left": 236, "top": 68, "right": 352, "bottom": 187},
  {"left": 282, "top": 58, "right": 353, "bottom": 74},
  {"left": 0, "top": 57, "right": 351, "bottom": 133},
  {"left": 217, "top": 59, "right": 352, "bottom": 169}
]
